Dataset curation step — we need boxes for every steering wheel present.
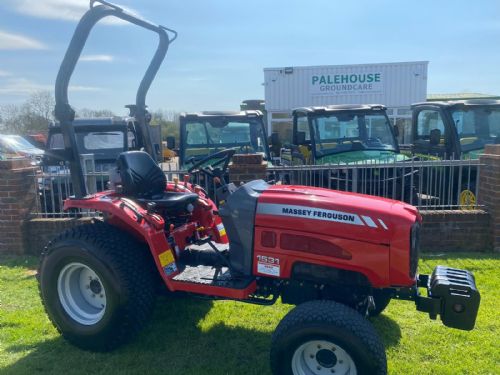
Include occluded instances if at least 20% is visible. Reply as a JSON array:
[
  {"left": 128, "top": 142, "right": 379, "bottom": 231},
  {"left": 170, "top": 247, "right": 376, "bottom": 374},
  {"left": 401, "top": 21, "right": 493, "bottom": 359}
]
[
  {"left": 366, "top": 137, "right": 383, "bottom": 146},
  {"left": 187, "top": 148, "right": 236, "bottom": 180}
]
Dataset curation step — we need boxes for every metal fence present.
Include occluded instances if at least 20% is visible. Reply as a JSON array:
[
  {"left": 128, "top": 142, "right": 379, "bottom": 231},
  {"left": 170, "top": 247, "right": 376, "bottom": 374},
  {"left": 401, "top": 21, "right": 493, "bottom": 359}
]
[
  {"left": 33, "top": 157, "right": 482, "bottom": 217},
  {"left": 267, "top": 158, "right": 481, "bottom": 210}
]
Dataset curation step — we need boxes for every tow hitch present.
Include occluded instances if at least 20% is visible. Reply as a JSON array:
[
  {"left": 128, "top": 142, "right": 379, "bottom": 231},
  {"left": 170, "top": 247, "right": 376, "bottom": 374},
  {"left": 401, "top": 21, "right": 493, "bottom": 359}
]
[{"left": 416, "top": 266, "right": 480, "bottom": 330}]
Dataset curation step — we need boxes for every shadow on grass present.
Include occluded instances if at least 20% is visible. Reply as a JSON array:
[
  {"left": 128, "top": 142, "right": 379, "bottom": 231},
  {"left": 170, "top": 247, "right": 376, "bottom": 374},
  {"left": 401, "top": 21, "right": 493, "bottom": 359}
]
[
  {"left": 371, "top": 314, "right": 402, "bottom": 348},
  {"left": 1, "top": 296, "right": 403, "bottom": 375}
]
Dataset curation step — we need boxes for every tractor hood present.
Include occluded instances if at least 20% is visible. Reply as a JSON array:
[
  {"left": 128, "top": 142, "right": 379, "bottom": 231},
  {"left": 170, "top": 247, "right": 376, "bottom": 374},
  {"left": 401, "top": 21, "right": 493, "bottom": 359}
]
[{"left": 256, "top": 184, "right": 420, "bottom": 246}]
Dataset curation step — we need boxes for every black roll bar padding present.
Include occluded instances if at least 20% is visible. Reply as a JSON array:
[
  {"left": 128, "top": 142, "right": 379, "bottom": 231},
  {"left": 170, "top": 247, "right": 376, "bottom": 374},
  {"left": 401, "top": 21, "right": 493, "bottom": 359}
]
[{"left": 54, "top": 0, "right": 177, "bottom": 198}]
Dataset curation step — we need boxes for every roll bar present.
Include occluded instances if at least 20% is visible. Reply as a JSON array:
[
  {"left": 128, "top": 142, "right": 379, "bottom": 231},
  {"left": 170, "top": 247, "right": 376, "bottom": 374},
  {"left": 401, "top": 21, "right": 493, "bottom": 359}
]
[{"left": 54, "top": 0, "right": 177, "bottom": 198}]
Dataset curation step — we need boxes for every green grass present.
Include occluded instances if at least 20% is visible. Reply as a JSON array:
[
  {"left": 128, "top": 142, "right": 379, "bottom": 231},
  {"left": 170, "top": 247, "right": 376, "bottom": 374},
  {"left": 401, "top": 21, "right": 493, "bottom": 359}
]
[{"left": 0, "top": 253, "right": 499, "bottom": 375}]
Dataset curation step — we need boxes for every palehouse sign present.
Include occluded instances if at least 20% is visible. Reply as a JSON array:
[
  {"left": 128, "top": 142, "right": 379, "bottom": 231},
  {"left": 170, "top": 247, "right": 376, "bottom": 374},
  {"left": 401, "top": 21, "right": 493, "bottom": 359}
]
[{"left": 310, "top": 72, "right": 383, "bottom": 96}]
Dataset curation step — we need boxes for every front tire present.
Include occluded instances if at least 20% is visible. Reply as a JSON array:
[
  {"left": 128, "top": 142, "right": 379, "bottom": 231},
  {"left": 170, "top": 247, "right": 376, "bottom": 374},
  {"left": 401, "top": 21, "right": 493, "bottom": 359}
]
[
  {"left": 38, "top": 222, "right": 156, "bottom": 351},
  {"left": 271, "top": 300, "right": 387, "bottom": 375}
]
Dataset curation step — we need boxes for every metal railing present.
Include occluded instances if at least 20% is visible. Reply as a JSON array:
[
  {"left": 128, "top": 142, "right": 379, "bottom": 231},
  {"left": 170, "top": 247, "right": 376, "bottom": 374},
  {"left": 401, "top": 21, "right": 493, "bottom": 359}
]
[
  {"left": 32, "top": 157, "right": 482, "bottom": 217},
  {"left": 267, "top": 158, "right": 481, "bottom": 210}
]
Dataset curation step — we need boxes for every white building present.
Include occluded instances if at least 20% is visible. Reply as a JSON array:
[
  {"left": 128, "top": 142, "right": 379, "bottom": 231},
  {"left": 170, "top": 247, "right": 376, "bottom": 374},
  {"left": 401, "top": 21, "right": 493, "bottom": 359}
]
[{"left": 263, "top": 61, "right": 428, "bottom": 143}]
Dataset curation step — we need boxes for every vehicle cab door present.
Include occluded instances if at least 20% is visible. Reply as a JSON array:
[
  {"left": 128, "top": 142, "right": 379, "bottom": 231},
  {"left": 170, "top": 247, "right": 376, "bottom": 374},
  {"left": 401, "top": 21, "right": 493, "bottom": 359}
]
[
  {"left": 283, "top": 111, "right": 312, "bottom": 165},
  {"left": 412, "top": 105, "right": 455, "bottom": 158}
]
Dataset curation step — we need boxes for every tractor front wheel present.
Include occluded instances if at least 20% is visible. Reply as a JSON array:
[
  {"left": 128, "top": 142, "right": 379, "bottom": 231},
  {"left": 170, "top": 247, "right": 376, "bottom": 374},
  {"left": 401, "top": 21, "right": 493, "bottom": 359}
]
[
  {"left": 270, "top": 300, "right": 386, "bottom": 375},
  {"left": 38, "top": 222, "right": 156, "bottom": 351}
]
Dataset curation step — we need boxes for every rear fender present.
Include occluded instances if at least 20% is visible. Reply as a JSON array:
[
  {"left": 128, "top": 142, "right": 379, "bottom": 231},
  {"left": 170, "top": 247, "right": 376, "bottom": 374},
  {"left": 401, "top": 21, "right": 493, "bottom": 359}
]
[{"left": 63, "top": 192, "right": 178, "bottom": 291}]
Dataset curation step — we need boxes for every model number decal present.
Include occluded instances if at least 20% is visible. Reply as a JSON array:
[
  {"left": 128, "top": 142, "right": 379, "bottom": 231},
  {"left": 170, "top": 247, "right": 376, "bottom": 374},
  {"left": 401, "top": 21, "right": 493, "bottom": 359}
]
[
  {"left": 256, "top": 255, "right": 281, "bottom": 277},
  {"left": 257, "top": 255, "right": 280, "bottom": 265}
]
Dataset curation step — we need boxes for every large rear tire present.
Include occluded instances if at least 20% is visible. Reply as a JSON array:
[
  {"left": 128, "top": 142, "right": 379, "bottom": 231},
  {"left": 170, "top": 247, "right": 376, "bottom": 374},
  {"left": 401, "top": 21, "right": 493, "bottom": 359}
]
[
  {"left": 270, "top": 300, "right": 387, "bottom": 375},
  {"left": 38, "top": 222, "right": 156, "bottom": 351}
]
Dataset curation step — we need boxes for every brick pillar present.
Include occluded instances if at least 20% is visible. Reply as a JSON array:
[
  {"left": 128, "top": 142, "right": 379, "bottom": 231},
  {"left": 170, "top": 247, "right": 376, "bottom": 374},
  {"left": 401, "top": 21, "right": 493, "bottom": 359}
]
[
  {"left": 478, "top": 144, "right": 500, "bottom": 252},
  {"left": 228, "top": 154, "right": 267, "bottom": 186},
  {"left": 0, "top": 159, "right": 38, "bottom": 254}
]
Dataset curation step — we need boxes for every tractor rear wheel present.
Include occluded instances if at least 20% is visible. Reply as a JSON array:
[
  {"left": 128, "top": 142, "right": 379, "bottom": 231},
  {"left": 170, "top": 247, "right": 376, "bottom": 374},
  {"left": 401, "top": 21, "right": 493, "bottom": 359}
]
[
  {"left": 270, "top": 300, "right": 386, "bottom": 375},
  {"left": 38, "top": 222, "right": 156, "bottom": 351}
]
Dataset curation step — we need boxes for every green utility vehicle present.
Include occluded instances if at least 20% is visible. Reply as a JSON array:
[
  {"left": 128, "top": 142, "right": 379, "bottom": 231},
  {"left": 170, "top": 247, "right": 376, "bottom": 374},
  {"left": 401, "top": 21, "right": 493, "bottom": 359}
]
[
  {"left": 410, "top": 99, "right": 500, "bottom": 159},
  {"left": 179, "top": 110, "right": 271, "bottom": 169},
  {"left": 283, "top": 104, "right": 415, "bottom": 202},
  {"left": 408, "top": 100, "right": 500, "bottom": 207}
]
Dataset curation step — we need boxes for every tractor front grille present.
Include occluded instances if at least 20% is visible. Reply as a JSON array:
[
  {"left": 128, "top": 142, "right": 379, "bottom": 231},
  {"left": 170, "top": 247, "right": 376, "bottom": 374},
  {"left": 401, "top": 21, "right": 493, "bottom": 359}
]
[{"left": 409, "top": 222, "right": 420, "bottom": 278}]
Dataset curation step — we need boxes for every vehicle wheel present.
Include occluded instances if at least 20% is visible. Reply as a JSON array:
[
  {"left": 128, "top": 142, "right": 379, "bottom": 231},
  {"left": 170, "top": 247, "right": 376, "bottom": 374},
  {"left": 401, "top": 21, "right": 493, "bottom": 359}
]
[
  {"left": 369, "top": 290, "right": 392, "bottom": 317},
  {"left": 271, "top": 300, "right": 386, "bottom": 375},
  {"left": 38, "top": 222, "right": 156, "bottom": 351}
]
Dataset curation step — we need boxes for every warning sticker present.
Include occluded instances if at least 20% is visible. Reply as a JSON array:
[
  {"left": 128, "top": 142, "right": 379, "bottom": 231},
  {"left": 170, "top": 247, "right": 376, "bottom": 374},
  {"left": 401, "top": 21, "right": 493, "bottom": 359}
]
[
  {"left": 257, "top": 262, "right": 280, "bottom": 277},
  {"left": 159, "top": 250, "right": 175, "bottom": 267},
  {"left": 163, "top": 262, "right": 177, "bottom": 276},
  {"left": 216, "top": 223, "right": 226, "bottom": 237}
]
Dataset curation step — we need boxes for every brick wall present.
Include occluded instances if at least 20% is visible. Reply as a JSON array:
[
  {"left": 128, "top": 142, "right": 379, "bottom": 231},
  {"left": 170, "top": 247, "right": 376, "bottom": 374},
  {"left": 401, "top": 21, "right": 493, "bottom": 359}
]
[
  {"left": 23, "top": 217, "right": 93, "bottom": 255},
  {"left": 420, "top": 210, "right": 491, "bottom": 252},
  {"left": 228, "top": 154, "right": 267, "bottom": 186},
  {"left": 0, "top": 159, "right": 37, "bottom": 254},
  {"left": 478, "top": 145, "right": 500, "bottom": 252}
]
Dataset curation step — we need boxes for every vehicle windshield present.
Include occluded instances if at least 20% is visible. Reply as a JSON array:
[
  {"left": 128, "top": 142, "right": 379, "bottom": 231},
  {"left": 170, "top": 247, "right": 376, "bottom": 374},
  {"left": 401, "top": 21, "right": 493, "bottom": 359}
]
[
  {"left": 183, "top": 119, "right": 268, "bottom": 162},
  {"left": 2, "top": 135, "right": 39, "bottom": 151},
  {"left": 310, "top": 111, "right": 397, "bottom": 156},
  {"left": 450, "top": 106, "right": 500, "bottom": 152}
]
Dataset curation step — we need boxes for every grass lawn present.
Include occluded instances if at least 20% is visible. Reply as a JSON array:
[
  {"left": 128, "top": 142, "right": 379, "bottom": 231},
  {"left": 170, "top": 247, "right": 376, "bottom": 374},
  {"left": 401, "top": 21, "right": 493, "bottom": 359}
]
[{"left": 0, "top": 252, "right": 498, "bottom": 375}]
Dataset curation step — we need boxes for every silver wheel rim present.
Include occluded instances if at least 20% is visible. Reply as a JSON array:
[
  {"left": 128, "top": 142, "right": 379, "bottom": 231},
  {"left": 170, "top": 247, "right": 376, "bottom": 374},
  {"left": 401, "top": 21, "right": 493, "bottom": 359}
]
[
  {"left": 57, "top": 262, "right": 107, "bottom": 325},
  {"left": 291, "top": 339, "right": 357, "bottom": 375}
]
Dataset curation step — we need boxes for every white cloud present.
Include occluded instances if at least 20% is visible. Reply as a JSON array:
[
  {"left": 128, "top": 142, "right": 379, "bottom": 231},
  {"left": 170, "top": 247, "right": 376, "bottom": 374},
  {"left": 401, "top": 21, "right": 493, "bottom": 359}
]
[
  {"left": 80, "top": 54, "right": 114, "bottom": 62},
  {"left": 0, "top": 77, "right": 103, "bottom": 95},
  {"left": 0, "top": 30, "right": 46, "bottom": 50},
  {"left": 7, "top": 0, "right": 141, "bottom": 25},
  {"left": 0, "top": 78, "right": 51, "bottom": 95},
  {"left": 69, "top": 85, "right": 104, "bottom": 92},
  {"left": 0, "top": 69, "right": 12, "bottom": 77}
]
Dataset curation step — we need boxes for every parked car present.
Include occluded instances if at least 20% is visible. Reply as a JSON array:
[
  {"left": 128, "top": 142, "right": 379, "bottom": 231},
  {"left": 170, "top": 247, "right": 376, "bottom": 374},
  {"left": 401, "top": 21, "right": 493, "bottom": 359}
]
[{"left": 0, "top": 134, "right": 44, "bottom": 164}]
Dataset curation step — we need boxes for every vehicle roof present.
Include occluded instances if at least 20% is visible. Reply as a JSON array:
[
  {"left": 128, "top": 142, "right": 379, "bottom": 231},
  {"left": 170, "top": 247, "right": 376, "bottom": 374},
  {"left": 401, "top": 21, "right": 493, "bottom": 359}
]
[
  {"left": 50, "top": 117, "right": 133, "bottom": 128},
  {"left": 180, "top": 110, "right": 263, "bottom": 120},
  {"left": 293, "top": 104, "right": 387, "bottom": 114},
  {"left": 412, "top": 99, "right": 500, "bottom": 109}
]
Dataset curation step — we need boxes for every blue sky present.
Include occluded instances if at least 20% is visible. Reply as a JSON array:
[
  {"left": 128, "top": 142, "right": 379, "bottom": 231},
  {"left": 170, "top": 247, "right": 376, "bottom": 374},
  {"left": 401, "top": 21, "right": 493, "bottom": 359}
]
[{"left": 0, "top": 0, "right": 499, "bottom": 115}]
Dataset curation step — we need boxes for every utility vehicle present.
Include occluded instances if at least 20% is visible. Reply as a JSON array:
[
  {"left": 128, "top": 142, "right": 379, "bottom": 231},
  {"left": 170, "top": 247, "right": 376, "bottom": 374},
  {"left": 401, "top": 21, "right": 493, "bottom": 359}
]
[
  {"left": 40, "top": 117, "right": 140, "bottom": 212},
  {"left": 410, "top": 99, "right": 500, "bottom": 159},
  {"left": 282, "top": 105, "right": 417, "bottom": 202},
  {"left": 38, "top": 2, "right": 480, "bottom": 375},
  {"left": 408, "top": 100, "right": 500, "bottom": 206},
  {"left": 179, "top": 110, "right": 271, "bottom": 169}
]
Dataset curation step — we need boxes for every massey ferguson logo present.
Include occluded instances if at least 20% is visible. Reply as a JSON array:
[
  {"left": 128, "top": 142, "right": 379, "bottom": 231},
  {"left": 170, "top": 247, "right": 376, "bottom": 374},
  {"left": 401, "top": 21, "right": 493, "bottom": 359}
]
[
  {"left": 281, "top": 207, "right": 356, "bottom": 223},
  {"left": 257, "top": 203, "right": 388, "bottom": 230}
]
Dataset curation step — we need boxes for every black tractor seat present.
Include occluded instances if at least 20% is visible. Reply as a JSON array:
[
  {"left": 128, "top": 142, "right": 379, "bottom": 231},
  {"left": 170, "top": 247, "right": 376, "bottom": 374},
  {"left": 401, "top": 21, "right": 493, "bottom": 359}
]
[
  {"left": 116, "top": 151, "right": 199, "bottom": 212},
  {"left": 137, "top": 192, "right": 199, "bottom": 212}
]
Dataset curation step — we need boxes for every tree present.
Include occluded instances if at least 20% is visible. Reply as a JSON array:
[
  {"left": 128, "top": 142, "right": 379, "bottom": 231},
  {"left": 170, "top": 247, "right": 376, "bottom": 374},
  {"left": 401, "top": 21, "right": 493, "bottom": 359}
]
[
  {"left": 0, "top": 90, "right": 55, "bottom": 134},
  {"left": 150, "top": 109, "right": 180, "bottom": 143},
  {"left": 76, "top": 108, "right": 115, "bottom": 118}
]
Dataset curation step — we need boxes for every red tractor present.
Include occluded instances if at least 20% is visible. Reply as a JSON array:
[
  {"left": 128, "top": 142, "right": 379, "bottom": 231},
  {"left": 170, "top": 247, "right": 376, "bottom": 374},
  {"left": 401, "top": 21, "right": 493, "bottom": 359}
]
[{"left": 38, "top": 2, "right": 480, "bottom": 374}]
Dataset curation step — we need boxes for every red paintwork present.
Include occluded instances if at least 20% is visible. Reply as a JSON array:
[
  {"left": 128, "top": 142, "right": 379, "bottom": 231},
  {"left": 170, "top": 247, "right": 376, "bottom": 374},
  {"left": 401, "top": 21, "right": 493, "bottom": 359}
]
[
  {"left": 254, "top": 185, "right": 420, "bottom": 287},
  {"left": 63, "top": 179, "right": 420, "bottom": 299},
  {"left": 63, "top": 189, "right": 246, "bottom": 299}
]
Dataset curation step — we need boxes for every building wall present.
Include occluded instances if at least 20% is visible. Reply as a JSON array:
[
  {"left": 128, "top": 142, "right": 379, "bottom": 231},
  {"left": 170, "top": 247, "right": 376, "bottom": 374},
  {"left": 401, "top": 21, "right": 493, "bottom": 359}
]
[{"left": 263, "top": 61, "right": 428, "bottom": 141}]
